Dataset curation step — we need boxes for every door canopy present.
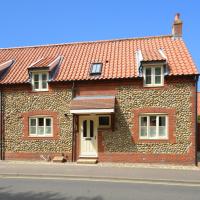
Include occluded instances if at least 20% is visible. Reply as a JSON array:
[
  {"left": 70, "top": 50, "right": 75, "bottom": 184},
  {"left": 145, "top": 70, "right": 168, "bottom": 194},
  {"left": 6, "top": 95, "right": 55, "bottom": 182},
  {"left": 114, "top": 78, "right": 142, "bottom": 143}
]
[{"left": 70, "top": 95, "right": 115, "bottom": 114}]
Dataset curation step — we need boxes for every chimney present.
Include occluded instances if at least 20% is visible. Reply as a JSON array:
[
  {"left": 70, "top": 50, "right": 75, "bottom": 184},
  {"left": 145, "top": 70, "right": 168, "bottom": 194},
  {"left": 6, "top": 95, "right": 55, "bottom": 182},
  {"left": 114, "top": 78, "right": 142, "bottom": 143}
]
[{"left": 172, "top": 13, "right": 183, "bottom": 38}]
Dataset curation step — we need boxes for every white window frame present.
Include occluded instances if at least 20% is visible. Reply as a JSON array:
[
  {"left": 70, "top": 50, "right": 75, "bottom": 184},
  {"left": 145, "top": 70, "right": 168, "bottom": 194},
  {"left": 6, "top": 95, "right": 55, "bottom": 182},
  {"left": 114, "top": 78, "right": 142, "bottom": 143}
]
[
  {"left": 29, "top": 116, "right": 53, "bottom": 137},
  {"left": 31, "top": 71, "right": 49, "bottom": 91},
  {"left": 139, "top": 114, "right": 168, "bottom": 140},
  {"left": 98, "top": 115, "right": 111, "bottom": 128},
  {"left": 143, "top": 66, "right": 164, "bottom": 87}
]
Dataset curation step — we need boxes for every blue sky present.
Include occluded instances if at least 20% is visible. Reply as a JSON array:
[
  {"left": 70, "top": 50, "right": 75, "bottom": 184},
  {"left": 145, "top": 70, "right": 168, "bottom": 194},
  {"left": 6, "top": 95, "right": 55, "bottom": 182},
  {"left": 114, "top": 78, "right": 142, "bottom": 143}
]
[{"left": 0, "top": 0, "right": 200, "bottom": 86}]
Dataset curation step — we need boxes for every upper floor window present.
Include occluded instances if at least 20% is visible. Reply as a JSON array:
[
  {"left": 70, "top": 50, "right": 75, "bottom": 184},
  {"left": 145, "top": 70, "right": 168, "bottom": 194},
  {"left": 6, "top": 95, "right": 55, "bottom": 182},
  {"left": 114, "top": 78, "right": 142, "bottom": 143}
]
[
  {"left": 143, "top": 66, "right": 164, "bottom": 87},
  {"left": 139, "top": 115, "right": 168, "bottom": 140},
  {"left": 32, "top": 72, "right": 49, "bottom": 91},
  {"left": 29, "top": 117, "right": 53, "bottom": 137},
  {"left": 90, "top": 63, "right": 102, "bottom": 75}
]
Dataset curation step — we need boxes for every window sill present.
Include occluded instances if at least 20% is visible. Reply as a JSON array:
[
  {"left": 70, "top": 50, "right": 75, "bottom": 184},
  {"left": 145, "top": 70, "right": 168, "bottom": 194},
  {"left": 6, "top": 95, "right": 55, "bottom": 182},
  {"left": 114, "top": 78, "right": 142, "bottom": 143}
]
[
  {"left": 143, "top": 84, "right": 164, "bottom": 88},
  {"left": 29, "top": 135, "right": 53, "bottom": 137},
  {"left": 32, "top": 90, "right": 49, "bottom": 92},
  {"left": 137, "top": 138, "right": 170, "bottom": 143},
  {"left": 98, "top": 126, "right": 111, "bottom": 129},
  {"left": 22, "top": 135, "right": 58, "bottom": 140},
  {"left": 98, "top": 127, "right": 112, "bottom": 131}
]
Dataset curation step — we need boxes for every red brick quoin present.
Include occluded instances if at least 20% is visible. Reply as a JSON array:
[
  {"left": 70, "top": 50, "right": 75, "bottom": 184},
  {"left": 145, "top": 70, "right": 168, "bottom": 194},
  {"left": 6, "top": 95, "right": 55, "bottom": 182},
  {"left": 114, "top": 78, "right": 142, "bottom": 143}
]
[
  {"left": 132, "top": 107, "right": 176, "bottom": 143},
  {"left": 21, "top": 110, "right": 60, "bottom": 140}
]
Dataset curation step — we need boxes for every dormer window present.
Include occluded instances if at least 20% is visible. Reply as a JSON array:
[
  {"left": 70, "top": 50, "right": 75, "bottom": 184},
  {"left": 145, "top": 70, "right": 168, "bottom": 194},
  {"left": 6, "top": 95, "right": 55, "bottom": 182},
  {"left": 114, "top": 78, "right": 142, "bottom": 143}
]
[
  {"left": 90, "top": 63, "right": 102, "bottom": 75},
  {"left": 143, "top": 66, "right": 164, "bottom": 87},
  {"left": 28, "top": 56, "right": 62, "bottom": 92},
  {"left": 32, "top": 72, "right": 49, "bottom": 91}
]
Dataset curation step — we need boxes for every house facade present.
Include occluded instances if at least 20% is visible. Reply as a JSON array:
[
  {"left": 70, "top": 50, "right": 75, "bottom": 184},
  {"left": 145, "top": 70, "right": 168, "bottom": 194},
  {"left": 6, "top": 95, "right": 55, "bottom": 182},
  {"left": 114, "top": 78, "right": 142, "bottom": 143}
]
[{"left": 0, "top": 14, "right": 199, "bottom": 164}]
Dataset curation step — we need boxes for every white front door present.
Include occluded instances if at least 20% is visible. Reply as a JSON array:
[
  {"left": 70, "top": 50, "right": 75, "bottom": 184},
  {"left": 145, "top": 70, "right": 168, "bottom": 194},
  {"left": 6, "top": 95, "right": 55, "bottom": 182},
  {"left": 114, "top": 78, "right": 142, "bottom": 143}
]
[{"left": 79, "top": 116, "right": 98, "bottom": 157}]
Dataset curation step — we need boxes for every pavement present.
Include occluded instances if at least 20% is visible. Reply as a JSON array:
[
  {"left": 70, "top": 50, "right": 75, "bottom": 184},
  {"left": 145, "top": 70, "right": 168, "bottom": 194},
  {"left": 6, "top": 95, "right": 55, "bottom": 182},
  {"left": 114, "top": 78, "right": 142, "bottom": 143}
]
[{"left": 0, "top": 160, "right": 200, "bottom": 185}]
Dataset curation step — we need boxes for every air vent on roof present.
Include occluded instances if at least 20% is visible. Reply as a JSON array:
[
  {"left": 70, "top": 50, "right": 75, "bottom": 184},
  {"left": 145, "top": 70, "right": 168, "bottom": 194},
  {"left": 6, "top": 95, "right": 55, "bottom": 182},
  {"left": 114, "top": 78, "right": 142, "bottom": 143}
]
[{"left": 90, "top": 63, "right": 102, "bottom": 75}]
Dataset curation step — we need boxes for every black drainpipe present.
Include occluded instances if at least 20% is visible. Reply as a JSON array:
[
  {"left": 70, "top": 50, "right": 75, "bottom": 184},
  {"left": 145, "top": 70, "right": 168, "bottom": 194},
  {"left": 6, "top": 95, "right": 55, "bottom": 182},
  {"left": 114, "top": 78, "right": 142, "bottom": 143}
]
[{"left": 71, "top": 81, "right": 76, "bottom": 162}]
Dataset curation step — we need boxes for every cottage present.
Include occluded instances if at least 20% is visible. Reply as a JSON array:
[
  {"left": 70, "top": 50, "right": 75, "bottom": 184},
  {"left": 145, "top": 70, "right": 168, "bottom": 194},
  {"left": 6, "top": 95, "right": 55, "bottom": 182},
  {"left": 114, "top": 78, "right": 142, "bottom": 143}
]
[{"left": 0, "top": 14, "right": 198, "bottom": 164}]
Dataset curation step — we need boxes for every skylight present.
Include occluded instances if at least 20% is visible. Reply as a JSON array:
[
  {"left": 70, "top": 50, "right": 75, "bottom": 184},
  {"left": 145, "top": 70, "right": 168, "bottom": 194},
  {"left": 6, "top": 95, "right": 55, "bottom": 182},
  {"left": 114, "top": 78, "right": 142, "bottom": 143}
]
[{"left": 90, "top": 63, "right": 102, "bottom": 75}]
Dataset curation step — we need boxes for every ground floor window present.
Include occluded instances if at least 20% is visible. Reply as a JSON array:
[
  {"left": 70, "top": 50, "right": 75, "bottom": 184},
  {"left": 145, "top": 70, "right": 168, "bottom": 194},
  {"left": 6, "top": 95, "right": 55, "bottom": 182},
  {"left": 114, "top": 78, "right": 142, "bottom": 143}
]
[
  {"left": 29, "top": 117, "right": 53, "bottom": 136},
  {"left": 139, "top": 115, "right": 168, "bottom": 139},
  {"left": 98, "top": 115, "right": 111, "bottom": 128}
]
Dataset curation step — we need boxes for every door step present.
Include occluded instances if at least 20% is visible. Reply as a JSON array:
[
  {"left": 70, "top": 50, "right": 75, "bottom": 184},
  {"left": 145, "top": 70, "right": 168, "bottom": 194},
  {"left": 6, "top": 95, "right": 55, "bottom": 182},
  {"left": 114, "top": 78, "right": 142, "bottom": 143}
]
[
  {"left": 77, "top": 158, "right": 98, "bottom": 164},
  {"left": 52, "top": 156, "right": 67, "bottom": 163}
]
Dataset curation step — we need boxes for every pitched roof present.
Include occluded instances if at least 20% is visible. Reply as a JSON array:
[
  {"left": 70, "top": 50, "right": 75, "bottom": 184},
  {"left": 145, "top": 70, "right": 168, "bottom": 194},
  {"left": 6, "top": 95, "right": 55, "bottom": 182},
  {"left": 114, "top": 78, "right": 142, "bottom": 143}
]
[{"left": 0, "top": 35, "right": 198, "bottom": 84}]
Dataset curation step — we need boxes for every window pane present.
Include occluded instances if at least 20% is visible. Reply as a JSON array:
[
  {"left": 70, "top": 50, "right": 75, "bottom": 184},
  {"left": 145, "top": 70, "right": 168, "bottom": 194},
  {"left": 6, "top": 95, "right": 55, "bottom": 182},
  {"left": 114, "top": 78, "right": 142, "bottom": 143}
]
[
  {"left": 99, "top": 116, "right": 109, "bottom": 126},
  {"left": 42, "top": 74, "right": 47, "bottom": 81},
  {"left": 91, "top": 63, "right": 102, "bottom": 74},
  {"left": 83, "top": 120, "right": 87, "bottom": 137},
  {"left": 159, "top": 127, "right": 166, "bottom": 137},
  {"left": 146, "top": 76, "right": 151, "bottom": 84},
  {"left": 159, "top": 116, "right": 166, "bottom": 137},
  {"left": 30, "top": 118, "right": 36, "bottom": 126},
  {"left": 95, "top": 64, "right": 101, "bottom": 73},
  {"left": 38, "top": 118, "right": 44, "bottom": 126},
  {"left": 149, "top": 127, "right": 156, "bottom": 138},
  {"left": 38, "top": 127, "right": 44, "bottom": 134},
  {"left": 155, "top": 76, "right": 161, "bottom": 84},
  {"left": 141, "top": 117, "right": 147, "bottom": 126},
  {"left": 42, "top": 81, "right": 47, "bottom": 89},
  {"left": 141, "top": 127, "right": 147, "bottom": 137},
  {"left": 46, "top": 118, "right": 51, "bottom": 126},
  {"left": 146, "top": 68, "right": 151, "bottom": 76},
  {"left": 159, "top": 117, "right": 166, "bottom": 126},
  {"left": 155, "top": 67, "right": 161, "bottom": 75},
  {"left": 30, "top": 127, "right": 36, "bottom": 134},
  {"left": 91, "top": 64, "right": 96, "bottom": 73},
  {"left": 149, "top": 116, "right": 156, "bottom": 138},
  {"left": 140, "top": 117, "right": 147, "bottom": 138},
  {"left": 34, "top": 82, "right": 39, "bottom": 89},
  {"left": 41, "top": 74, "right": 48, "bottom": 89},
  {"left": 150, "top": 116, "right": 156, "bottom": 126},
  {"left": 34, "top": 74, "right": 39, "bottom": 81},
  {"left": 90, "top": 120, "right": 94, "bottom": 138},
  {"left": 45, "top": 127, "right": 52, "bottom": 134}
]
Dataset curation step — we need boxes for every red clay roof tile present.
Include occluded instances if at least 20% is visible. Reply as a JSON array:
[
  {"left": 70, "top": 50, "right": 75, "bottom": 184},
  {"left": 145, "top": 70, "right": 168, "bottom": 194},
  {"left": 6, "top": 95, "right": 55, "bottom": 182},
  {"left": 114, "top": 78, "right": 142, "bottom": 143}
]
[
  {"left": 70, "top": 96, "right": 115, "bottom": 110},
  {"left": 0, "top": 35, "right": 198, "bottom": 84}
]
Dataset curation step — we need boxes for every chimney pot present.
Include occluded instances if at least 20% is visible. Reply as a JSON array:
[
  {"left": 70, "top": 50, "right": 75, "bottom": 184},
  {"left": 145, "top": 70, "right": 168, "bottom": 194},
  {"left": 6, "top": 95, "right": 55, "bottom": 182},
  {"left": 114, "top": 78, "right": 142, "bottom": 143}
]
[{"left": 172, "top": 13, "right": 183, "bottom": 38}]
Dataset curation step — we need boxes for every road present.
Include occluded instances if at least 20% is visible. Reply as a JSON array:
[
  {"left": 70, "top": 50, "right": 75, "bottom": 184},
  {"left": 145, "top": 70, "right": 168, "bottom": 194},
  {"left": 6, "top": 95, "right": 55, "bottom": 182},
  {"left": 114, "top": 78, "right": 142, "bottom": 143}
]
[{"left": 0, "top": 177, "right": 200, "bottom": 200}]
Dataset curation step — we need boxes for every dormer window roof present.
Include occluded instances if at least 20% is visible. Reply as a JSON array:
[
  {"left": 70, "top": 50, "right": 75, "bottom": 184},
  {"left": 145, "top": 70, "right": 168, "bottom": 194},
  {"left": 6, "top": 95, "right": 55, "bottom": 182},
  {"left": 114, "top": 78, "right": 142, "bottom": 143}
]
[
  {"left": 90, "top": 63, "right": 102, "bottom": 75},
  {"left": 28, "top": 56, "right": 62, "bottom": 72},
  {"left": 0, "top": 59, "right": 15, "bottom": 80}
]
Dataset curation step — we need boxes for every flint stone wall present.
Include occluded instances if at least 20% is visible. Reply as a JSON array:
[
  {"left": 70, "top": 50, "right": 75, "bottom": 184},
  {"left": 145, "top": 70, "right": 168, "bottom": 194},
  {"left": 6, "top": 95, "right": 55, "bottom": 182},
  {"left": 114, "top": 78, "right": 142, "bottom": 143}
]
[
  {"left": 103, "top": 82, "right": 194, "bottom": 154},
  {"left": 4, "top": 88, "right": 73, "bottom": 153}
]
